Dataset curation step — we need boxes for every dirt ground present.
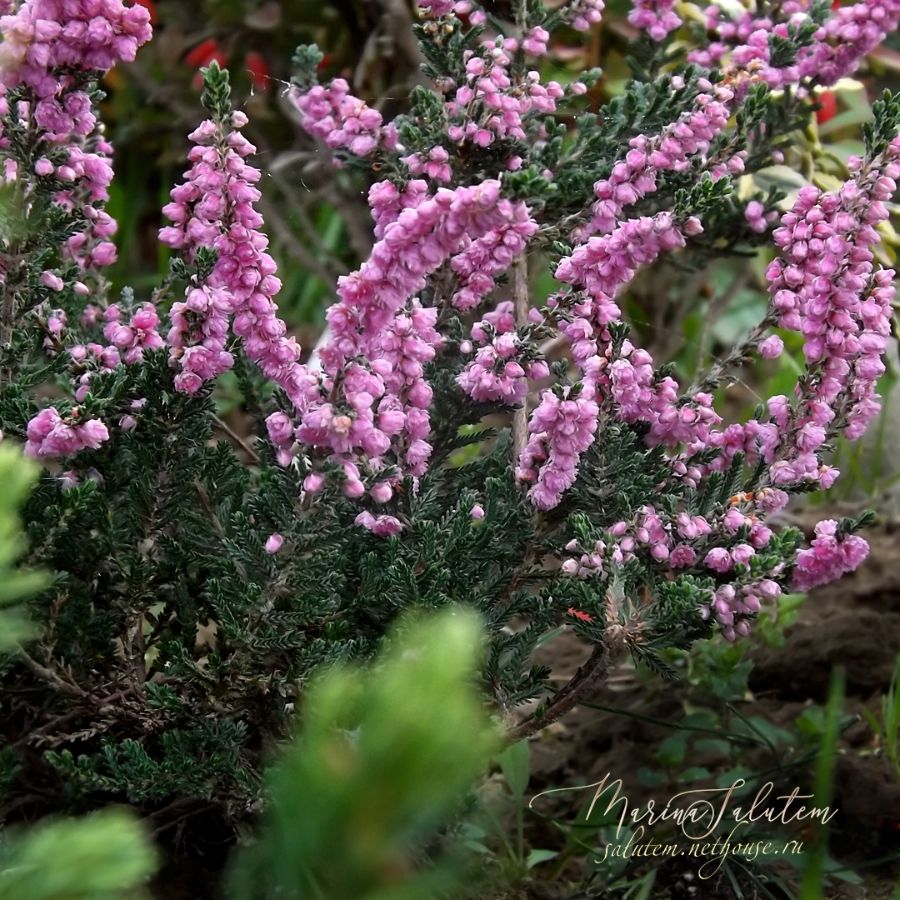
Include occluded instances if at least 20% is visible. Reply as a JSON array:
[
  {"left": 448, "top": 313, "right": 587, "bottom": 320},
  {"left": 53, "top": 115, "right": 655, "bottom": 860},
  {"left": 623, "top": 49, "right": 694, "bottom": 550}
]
[{"left": 518, "top": 513, "right": 900, "bottom": 899}]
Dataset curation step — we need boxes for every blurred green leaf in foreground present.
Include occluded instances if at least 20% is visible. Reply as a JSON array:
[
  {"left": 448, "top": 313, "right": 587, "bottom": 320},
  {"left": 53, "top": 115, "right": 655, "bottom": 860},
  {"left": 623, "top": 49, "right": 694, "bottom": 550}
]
[
  {"left": 230, "top": 608, "right": 500, "bottom": 900},
  {"left": 0, "top": 444, "right": 48, "bottom": 646},
  {"left": 0, "top": 810, "right": 156, "bottom": 900}
]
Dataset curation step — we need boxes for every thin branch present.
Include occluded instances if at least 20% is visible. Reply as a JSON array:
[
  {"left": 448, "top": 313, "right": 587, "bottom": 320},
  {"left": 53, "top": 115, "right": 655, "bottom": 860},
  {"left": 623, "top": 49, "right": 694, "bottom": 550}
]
[
  {"left": 212, "top": 414, "right": 261, "bottom": 465},
  {"left": 538, "top": 333, "right": 569, "bottom": 360},
  {"left": 691, "top": 314, "right": 774, "bottom": 395},
  {"left": 510, "top": 584, "right": 633, "bottom": 739},
  {"left": 256, "top": 194, "right": 343, "bottom": 289},
  {"left": 510, "top": 642, "right": 616, "bottom": 740},
  {"left": 15, "top": 646, "right": 87, "bottom": 699},
  {"left": 0, "top": 283, "right": 16, "bottom": 388},
  {"left": 267, "top": 162, "right": 350, "bottom": 275},
  {"left": 322, "top": 182, "right": 375, "bottom": 260},
  {"left": 193, "top": 479, "right": 249, "bottom": 584}
]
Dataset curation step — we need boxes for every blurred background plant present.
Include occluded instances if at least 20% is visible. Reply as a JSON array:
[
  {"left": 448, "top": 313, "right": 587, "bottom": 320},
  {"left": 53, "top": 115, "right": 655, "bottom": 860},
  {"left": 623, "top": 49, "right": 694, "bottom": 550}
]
[
  {"left": 0, "top": 447, "right": 156, "bottom": 900},
  {"left": 1, "top": 578, "right": 505, "bottom": 900},
  {"left": 0, "top": 440, "right": 504, "bottom": 900}
]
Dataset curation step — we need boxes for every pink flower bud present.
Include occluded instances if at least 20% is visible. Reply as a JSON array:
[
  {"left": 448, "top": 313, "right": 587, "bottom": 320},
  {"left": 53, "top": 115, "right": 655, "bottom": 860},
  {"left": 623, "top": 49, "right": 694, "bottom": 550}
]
[{"left": 759, "top": 335, "right": 784, "bottom": 359}]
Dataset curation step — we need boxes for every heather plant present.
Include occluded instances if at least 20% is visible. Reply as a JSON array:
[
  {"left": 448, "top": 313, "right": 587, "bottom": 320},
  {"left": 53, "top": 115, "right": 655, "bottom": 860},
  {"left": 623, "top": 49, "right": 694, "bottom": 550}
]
[{"left": 1, "top": 0, "right": 899, "bottom": 858}]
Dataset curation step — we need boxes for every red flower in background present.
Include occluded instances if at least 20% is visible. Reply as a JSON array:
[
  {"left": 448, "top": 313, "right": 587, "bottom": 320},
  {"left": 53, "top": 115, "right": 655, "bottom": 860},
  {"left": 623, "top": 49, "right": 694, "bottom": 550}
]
[
  {"left": 816, "top": 91, "right": 838, "bottom": 124},
  {"left": 185, "top": 39, "right": 228, "bottom": 89},
  {"left": 184, "top": 40, "right": 272, "bottom": 93},
  {"left": 185, "top": 38, "right": 227, "bottom": 70},
  {"left": 246, "top": 52, "right": 271, "bottom": 92}
]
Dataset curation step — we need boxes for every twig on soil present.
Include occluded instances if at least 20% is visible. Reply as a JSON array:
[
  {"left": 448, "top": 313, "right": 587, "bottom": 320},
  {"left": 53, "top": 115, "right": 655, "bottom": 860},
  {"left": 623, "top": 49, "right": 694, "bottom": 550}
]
[{"left": 509, "top": 583, "right": 637, "bottom": 740}]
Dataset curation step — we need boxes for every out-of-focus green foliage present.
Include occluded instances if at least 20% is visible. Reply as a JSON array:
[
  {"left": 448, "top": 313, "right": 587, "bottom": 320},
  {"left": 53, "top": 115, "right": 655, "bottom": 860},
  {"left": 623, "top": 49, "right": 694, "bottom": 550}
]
[
  {"left": 0, "top": 445, "right": 47, "bottom": 647},
  {"left": 863, "top": 655, "right": 900, "bottom": 781},
  {"left": 0, "top": 809, "right": 156, "bottom": 900},
  {"left": 229, "top": 608, "right": 500, "bottom": 900}
]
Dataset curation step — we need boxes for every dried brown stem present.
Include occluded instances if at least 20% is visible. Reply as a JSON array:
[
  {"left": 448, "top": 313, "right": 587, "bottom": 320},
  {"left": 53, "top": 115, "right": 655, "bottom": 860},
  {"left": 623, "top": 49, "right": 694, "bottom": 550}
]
[
  {"left": 212, "top": 414, "right": 261, "bottom": 465},
  {"left": 510, "top": 641, "right": 618, "bottom": 740},
  {"left": 15, "top": 646, "right": 87, "bottom": 699},
  {"left": 512, "top": 253, "right": 530, "bottom": 463}
]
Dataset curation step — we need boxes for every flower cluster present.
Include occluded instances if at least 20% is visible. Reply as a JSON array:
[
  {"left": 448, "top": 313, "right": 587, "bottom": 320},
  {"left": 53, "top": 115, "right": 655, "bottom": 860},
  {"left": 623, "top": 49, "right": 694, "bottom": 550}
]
[
  {"left": 764, "top": 137, "right": 900, "bottom": 484},
  {"left": 557, "top": 494, "right": 787, "bottom": 639},
  {"left": 585, "top": 80, "right": 734, "bottom": 236},
  {"left": 791, "top": 519, "right": 870, "bottom": 591},
  {"left": 368, "top": 179, "right": 430, "bottom": 240},
  {"left": 293, "top": 78, "right": 391, "bottom": 159},
  {"left": 70, "top": 341, "right": 120, "bottom": 402},
  {"left": 401, "top": 147, "right": 453, "bottom": 183},
  {"left": 709, "top": 578, "right": 781, "bottom": 640},
  {"left": 24, "top": 407, "right": 109, "bottom": 459},
  {"left": 563, "top": 0, "right": 605, "bottom": 31},
  {"left": 804, "top": 0, "right": 900, "bottom": 88},
  {"left": 161, "top": 105, "right": 304, "bottom": 398},
  {"left": 556, "top": 212, "right": 701, "bottom": 306},
  {"left": 102, "top": 303, "right": 164, "bottom": 366},
  {"left": 449, "top": 206, "right": 537, "bottom": 311},
  {"left": 628, "top": 0, "right": 681, "bottom": 42},
  {"left": 610, "top": 343, "right": 721, "bottom": 448},
  {"left": 0, "top": 0, "right": 152, "bottom": 136},
  {"left": 445, "top": 47, "right": 565, "bottom": 149},
  {"left": 517, "top": 387, "right": 600, "bottom": 510},
  {"left": 323, "top": 181, "right": 528, "bottom": 365},
  {"left": 513, "top": 211, "right": 712, "bottom": 498},
  {"left": 0, "top": 0, "right": 151, "bottom": 283},
  {"left": 688, "top": 7, "right": 791, "bottom": 81},
  {"left": 745, "top": 199, "right": 778, "bottom": 233},
  {"left": 457, "top": 301, "right": 548, "bottom": 404},
  {"left": 691, "top": 0, "right": 900, "bottom": 90},
  {"left": 281, "top": 181, "right": 536, "bottom": 490}
]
